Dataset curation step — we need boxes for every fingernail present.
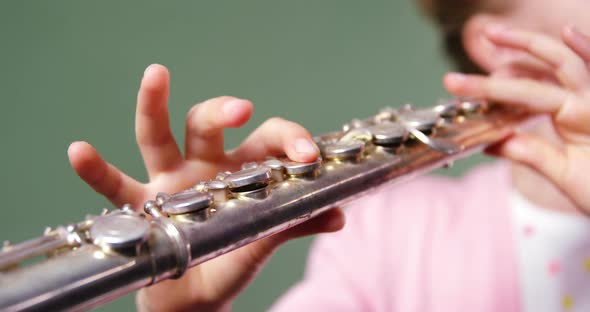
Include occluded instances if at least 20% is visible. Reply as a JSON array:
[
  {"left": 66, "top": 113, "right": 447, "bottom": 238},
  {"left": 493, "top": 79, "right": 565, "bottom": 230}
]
[
  {"left": 67, "top": 141, "right": 88, "bottom": 158},
  {"left": 294, "top": 138, "right": 318, "bottom": 155},
  {"left": 486, "top": 23, "right": 507, "bottom": 36},
  {"left": 563, "top": 25, "right": 590, "bottom": 61},
  {"left": 143, "top": 64, "right": 156, "bottom": 77},
  {"left": 223, "top": 98, "right": 246, "bottom": 117},
  {"left": 566, "top": 24, "right": 590, "bottom": 43},
  {"left": 565, "top": 24, "right": 580, "bottom": 36},
  {"left": 447, "top": 72, "right": 467, "bottom": 84},
  {"left": 67, "top": 142, "right": 78, "bottom": 157}
]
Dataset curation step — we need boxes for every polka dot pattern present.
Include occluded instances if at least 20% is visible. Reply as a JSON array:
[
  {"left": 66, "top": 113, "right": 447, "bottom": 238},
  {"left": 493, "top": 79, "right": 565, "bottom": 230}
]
[
  {"left": 547, "top": 260, "right": 561, "bottom": 276},
  {"left": 563, "top": 295, "right": 573, "bottom": 311},
  {"left": 523, "top": 224, "right": 535, "bottom": 237},
  {"left": 513, "top": 190, "right": 590, "bottom": 312}
]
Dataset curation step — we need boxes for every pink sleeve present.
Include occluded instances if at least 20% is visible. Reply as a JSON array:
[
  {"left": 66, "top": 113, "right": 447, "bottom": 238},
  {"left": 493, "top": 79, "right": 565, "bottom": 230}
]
[
  {"left": 270, "top": 192, "right": 388, "bottom": 311},
  {"left": 270, "top": 162, "right": 522, "bottom": 312}
]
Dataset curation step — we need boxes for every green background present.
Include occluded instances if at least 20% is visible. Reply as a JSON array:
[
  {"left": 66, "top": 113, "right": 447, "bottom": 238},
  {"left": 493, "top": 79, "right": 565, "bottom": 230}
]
[{"left": 0, "top": 1, "right": 487, "bottom": 311}]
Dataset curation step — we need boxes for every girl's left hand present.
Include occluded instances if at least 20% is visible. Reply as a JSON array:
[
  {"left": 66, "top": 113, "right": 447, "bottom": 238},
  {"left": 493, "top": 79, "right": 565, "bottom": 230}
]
[{"left": 443, "top": 25, "right": 590, "bottom": 213}]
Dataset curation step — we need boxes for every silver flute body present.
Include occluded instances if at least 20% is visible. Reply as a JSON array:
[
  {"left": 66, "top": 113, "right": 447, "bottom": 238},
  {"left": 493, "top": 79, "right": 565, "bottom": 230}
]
[{"left": 0, "top": 99, "right": 528, "bottom": 311}]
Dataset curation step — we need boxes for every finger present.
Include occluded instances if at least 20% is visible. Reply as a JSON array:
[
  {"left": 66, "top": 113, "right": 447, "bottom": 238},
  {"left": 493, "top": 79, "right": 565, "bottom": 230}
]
[
  {"left": 485, "top": 24, "right": 590, "bottom": 91},
  {"left": 227, "top": 117, "right": 319, "bottom": 164},
  {"left": 562, "top": 25, "right": 590, "bottom": 64},
  {"left": 444, "top": 73, "right": 589, "bottom": 130},
  {"left": 68, "top": 141, "right": 144, "bottom": 208},
  {"left": 244, "top": 208, "right": 346, "bottom": 267},
  {"left": 277, "top": 208, "right": 346, "bottom": 240},
  {"left": 493, "top": 133, "right": 572, "bottom": 196},
  {"left": 136, "top": 64, "right": 183, "bottom": 179},
  {"left": 185, "top": 96, "right": 253, "bottom": 162},
  {"left": 493, "top": 56, "right": 559, "bottom": 84},
  {"left": 445, "top": 73, "right": 567, "bottom": 113}
]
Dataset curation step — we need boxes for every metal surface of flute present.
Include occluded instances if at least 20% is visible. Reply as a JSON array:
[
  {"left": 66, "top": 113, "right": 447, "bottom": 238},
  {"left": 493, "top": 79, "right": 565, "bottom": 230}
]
[{"left": 0, "top": 99, "right": 528, "bottom": 311}]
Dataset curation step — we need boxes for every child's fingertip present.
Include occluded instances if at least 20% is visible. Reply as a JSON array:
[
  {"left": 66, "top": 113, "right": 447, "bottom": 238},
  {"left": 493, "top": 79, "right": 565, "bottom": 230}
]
[
  {"left": 325, "top": 210, "right": 346, "bottom": 232},
  {"left": 140, "top": 64, "right": 169, "bottom": 92},
  {"left": 143, "top": 64, "right": 166, "bottom": 77},
  {"left": 446, "top": 72, "right": 467, "bottom": 83},
  {"left": 67, "top": 141, "right": 86, "bottom": 157},
  {"left": 563, "top": 24, "right": 587, "bottom": 39},
  {"left": 562, "top": 25, "right": 590, "bottom": 62},
  {"left": 443, "top": 72, "right": 468, "bottom": 92},
  {"left": 562, "top": 24, "right": 575, "bottom": 36},
  {"left": 222, "top": 98, "right": 253, "bottom": 126},
  {"left": 500, "top": 137, "right": 528, "bottom": 160}
]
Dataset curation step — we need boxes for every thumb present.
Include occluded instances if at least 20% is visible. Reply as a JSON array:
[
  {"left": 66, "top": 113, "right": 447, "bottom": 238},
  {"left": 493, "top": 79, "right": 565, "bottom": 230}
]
[
  {"left": 243, "top": 208, "right": 346, "bottom": 266},
  {"left": 203, "top": 208, "right": 346, "bottom": 303},
  {"left": 490, "top": 133, "right": 566, "bottom": 185},
  {"left": 236, "top": 208, "right": 345, "bottom": 268},
  {"left": 273, "top": 208, "right": 346, "bottom": 242}
]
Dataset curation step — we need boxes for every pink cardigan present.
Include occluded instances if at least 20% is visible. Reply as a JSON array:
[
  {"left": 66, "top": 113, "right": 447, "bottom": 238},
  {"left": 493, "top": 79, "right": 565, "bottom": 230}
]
[{"left": 271, "top": 162, "right": 521, "bottom": 311}]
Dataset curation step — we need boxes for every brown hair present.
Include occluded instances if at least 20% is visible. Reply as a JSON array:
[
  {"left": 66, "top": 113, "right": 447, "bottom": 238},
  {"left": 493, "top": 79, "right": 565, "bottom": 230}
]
[{"left": 418, "top": 0, "right": 508, "bottom": 73}]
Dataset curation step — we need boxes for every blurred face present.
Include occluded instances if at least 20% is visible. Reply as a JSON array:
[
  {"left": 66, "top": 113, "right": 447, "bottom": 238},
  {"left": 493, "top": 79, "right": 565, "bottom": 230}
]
[
  {"left": 506, "top": 0, "right": 590, "bottom": 37},
  {"left": 462, "top": 0, "right": 590, "bottom": 210},
  {"left": 490, "top": 0, "right": 590, "bottom": 144},
  {"left": 463, "top": 0, "right": 590, "bottom": 74}
]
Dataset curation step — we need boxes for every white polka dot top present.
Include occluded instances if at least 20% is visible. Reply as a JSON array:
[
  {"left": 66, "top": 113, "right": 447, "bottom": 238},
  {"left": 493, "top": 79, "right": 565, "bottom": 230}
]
[{"left": 511, "top": 190, "right": 590, "bottom": 312}]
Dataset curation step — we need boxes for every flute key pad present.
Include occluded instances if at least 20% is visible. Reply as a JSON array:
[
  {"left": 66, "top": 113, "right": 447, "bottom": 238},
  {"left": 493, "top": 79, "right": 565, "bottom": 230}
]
[
  {"left": 370, "top": 123, "right": 409, "bottom": 147},
  {"left": 398, "top": 110, "right": 442, "bottom": 132},
  {"left": 205, "top": 180, "right": 229, "bottom": 202},
  {"left": 282, "top": 157, "right": 322, "bottom": 176},
  {"left": 323, "top": 141, "right": 365, "bottom": 162},
  {"left": 458, "top": 98, "right": 488, "bottom": 115},
  {"left": 433, "top": 100, "right": 459, "bottom": 118},
  {"left": 262, "top": 159, "right": 286, "bottom": 182},
  {"left": 162, "top": 190, "right": 214, "bottom": 215},
  {"left": 89, "top": 213, "right": 150, "bottom": 250},
  {"left": 225, "top": 167, "right": 272, "bottom": 190}
]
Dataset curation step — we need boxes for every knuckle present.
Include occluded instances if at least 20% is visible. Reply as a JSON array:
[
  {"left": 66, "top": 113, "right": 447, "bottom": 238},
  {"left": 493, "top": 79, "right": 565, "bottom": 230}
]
[
  {"left": 99, "top": 174, "right": 121, "bottom": 202},
  {"left": 264, "top": 117, "right": 288, "bottom": 128},
  {"left": 187, "top": 95, "right": 234, "bottom": 120},
  {"left": 195, "top": 95, "right": 236, "bottom": 112},
  {"left": 136, "top": 129, "right": 173, "bottom": 146},
  {"left": 211, "top": 95, "right": 236, "bottom": 103},
  {"left": 185, "top": 102, "right": 222, "bottom": 138},
  {"left": 555, "top": 94, "right": 590, "bottom": 131},
  {"left": 482, "top": 78, "right": 495, "bottom": 96},
  {"left": 263, "top": 117, "right": 308, "bottom": 136},
  {"left": 185, "top": 104, "right": 200, "bottom": 124}
]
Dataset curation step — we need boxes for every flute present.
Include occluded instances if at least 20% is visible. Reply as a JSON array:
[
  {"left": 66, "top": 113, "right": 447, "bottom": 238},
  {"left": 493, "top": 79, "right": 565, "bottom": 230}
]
[{"left": 0, "top": 99, "right": 527, "bottom": 311}]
